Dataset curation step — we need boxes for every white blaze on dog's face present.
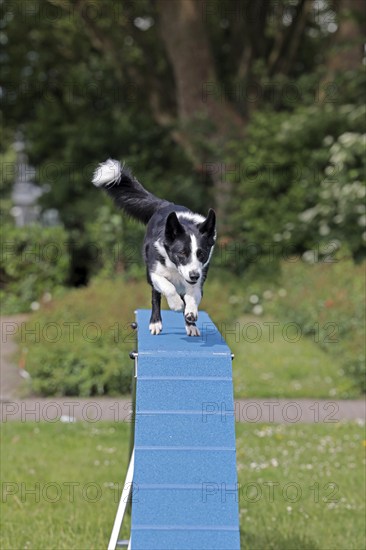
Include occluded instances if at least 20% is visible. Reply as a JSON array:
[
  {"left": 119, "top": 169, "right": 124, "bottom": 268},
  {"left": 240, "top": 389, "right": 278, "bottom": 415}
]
[{"left": 164, "top": 210, "right": 216, "bottom": 285}]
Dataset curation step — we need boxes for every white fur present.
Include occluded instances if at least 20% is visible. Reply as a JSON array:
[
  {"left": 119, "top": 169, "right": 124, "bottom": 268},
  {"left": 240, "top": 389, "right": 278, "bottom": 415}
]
[
  {"left": 150, "top": 273, "right": 185, "bottom": 311},
  {"left": 186, "top": 324, "right": 200, "bottom": 337},
  {"left": 149, "top": 320, "right": 162, "bottom": 335},
  {"left": 92, "top": 159, "right": 121, "bottom": 187},
  {"left": 177, "top": 212, "right": 205, "bottom": 224},
  {"left": 178, "top": 235, "right": 202, "bottom": 282},
  {"left": 184, "top": 287, "right": 201, "bottom": 321},
  {"left": 203, "top": 242, "right": 215, "bottom": 268}
]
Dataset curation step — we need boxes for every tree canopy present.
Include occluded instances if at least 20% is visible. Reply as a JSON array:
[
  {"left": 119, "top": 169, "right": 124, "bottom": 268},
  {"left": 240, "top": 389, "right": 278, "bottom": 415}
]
[{"left": 2, "top": 0, "right": 365, "bottom": 277}]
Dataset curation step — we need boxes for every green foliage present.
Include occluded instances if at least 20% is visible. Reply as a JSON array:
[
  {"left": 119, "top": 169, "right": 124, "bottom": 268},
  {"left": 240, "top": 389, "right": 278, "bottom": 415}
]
[
  {"left": 0, "top": 223, "right": 69, "bottom": 314},
  {"left": 226, "top": 100, "right": 366, "bottom": 272},
  {"left": 296, "top": 129, "right": 366, "bottom": 258},
  {"left": 3, "top": 0, "right": 202, "bottom": 232},
  {"left": 19, "top": 278, "right": 151, "bottom": 396},
  {"left": 261, "top": 254, "right": 365, "bottom": 394}
]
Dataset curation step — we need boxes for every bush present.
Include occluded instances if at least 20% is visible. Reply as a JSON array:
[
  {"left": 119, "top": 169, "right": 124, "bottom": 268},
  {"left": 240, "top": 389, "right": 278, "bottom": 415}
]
[
  {"left": 85, "top": 205, "right": 145, "bottom": 279},
  {"left": 296, "top": 130, "right": 366, "bottom": 258},
  {"left": 263, "top": 253, "right": 365, "bottom": 393},
  {"left": 18, "top": 278, "right": 150, "bottom": 396},
  {"left": 226, "top": 101, "right": 366, "bottom": 273},
  {"left": 0, "top": 223, "right": 70, "bottom": 314}
]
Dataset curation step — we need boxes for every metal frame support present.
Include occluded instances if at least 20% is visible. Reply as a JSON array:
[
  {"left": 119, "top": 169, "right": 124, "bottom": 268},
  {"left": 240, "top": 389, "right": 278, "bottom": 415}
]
[{"left": 107, "top": 450, "right": 135, "bottom": 550}]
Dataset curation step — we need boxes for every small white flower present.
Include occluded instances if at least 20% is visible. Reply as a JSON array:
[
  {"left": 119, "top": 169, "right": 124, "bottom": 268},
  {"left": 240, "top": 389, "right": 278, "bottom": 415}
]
[
  {"left": 42, "top": 292, "right": 52, "bottom": 303},
  {"left": 319, "top": 224, "right": 330, "bottom": 236},
  {"left": 30, "top": 301, "right": 40, "bottom": 311},
  {"left": 263, "top": 290, "right": 273, "bottom": 300},
  {"left": 287, "top": 506, "right": 292, "bottom": 513},
  {"left": 302, "top": 250, "right": 316, "bottom": 264},
  {"left": 278, "top": 288, "right": 287, "bottom": 297},
  {"left": 60, "top": 415, "right": 76, "bottom": 423},
  {"left": 323, "top": 135, "right": 334, "bottom": 146},
  {"left": 252, "top": 305, "right": 263, "bottom": 315},
  {"left": 249, "top": 294, "right": 259, "bottom": 304},
  {"left": 299, "top": 207, "right": 318, "bottom": 223}
]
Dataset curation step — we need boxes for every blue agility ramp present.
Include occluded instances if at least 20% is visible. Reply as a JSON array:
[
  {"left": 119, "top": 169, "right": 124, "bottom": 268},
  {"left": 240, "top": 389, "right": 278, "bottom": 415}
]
[{"left": 109, "top": 309, "right": 240, "bottom": 550}]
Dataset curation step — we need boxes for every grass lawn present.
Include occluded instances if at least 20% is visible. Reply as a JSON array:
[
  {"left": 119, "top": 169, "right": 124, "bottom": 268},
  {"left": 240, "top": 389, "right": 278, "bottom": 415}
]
[
  {"left": 1, "top": 421, "right": 365, "bottom": 550},
  {"left": 230, "top": 315, "right": 355, "bottom": 399}
]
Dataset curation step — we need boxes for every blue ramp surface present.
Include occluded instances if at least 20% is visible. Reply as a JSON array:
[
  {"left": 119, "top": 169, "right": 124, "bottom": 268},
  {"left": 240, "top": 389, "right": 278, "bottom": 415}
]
[{"left": 130, "top": 310, "right": 240, "bottom": 550}]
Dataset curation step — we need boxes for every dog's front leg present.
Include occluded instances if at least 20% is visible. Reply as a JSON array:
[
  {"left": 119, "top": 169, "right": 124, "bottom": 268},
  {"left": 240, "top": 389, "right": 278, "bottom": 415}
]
[
  {"left": 183, "top": 286, "right": 202, "bottom": 336},
  {"left": 149, "top": 288, "right": 162, "bottom": 335},
  {"left": 150, "top": 274, "right": 184, "bottom": 312}
]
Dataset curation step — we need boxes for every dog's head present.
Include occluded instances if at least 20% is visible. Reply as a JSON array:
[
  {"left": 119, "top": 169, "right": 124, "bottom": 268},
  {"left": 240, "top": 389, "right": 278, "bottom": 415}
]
[{"left": 164, "top": 209, "right": 216, "bottom": 285}]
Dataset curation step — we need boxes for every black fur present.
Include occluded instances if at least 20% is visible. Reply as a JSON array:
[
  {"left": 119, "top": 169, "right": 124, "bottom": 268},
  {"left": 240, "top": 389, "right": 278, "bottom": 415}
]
[{"left": 93, "top": 160, "right": 216, "bottom": 336}]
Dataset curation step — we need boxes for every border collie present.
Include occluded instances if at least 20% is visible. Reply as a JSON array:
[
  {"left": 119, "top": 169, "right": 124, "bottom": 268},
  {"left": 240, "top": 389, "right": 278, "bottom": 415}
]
[{"left": 92, "top": 159, "right": 216, "bottom": 336}]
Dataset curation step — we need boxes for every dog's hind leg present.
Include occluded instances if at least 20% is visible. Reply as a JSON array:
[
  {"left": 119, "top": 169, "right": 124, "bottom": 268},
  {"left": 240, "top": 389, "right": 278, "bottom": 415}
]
[{"left": 149, "top": 288, "right": 162, "bottom": 335}]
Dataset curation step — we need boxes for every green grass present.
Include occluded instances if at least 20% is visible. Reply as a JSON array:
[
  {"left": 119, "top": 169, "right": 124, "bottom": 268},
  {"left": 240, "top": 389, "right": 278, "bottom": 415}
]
[
  {"left": 19, "top": 255, "right": 364, "bottom": 398},
  {"left": 236, "top": 422, "right": 366, "bottom": 549},
  {"left": 1, "top": 422, "right": 365, "bottom": 550},
  {"left": 0, "top": 422, "right": 131, "bottom": 550},
  {"left": 230, "top": 315, "right": 355, "bottom": 398}
]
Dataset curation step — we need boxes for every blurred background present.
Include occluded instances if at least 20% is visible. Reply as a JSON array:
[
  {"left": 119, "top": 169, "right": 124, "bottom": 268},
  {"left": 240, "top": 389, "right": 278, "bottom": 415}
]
[
  {"left": 1, "top": 0, "right": 365, "bottom": 396},
  {"left": 1, "top": 2, "right": 366, "bottom": 549}
]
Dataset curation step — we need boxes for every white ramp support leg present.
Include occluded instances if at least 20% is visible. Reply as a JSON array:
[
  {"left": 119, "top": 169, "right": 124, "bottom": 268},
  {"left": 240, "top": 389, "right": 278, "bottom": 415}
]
[{"left": 107, "top": 450, "right": 135, "bottom": 550}]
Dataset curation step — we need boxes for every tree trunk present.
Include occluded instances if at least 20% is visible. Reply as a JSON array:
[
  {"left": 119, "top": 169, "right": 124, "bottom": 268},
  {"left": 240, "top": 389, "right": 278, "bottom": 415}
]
[
  {"left": 320, "top": 0, "right": 364, "bottom": 100},
  {"left": 156, "top": 0, "right": 244, "bottom": 230}
]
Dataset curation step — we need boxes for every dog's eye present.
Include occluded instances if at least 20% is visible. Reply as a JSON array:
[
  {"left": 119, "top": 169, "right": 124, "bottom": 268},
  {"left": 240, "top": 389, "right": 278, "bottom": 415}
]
[{"left": 196, "top": 249, "right": 205, "bottom": 262}]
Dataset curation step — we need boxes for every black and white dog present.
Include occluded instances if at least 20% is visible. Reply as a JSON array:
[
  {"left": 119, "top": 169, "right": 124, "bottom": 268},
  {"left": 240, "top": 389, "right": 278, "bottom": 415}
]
[{"left": 92, "top": 159, "right": 216, "bottom": 336}]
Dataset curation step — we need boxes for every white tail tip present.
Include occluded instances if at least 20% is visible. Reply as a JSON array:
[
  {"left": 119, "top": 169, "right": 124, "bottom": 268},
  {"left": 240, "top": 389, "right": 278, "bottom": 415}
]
[{"left": 92, "top": 159, "right": 121, "bottom": 187}]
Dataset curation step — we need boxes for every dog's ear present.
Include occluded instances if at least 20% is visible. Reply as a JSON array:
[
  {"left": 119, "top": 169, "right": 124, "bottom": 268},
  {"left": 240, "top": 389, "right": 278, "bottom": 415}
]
[
  {"left": 199, "top": 209, "right": 216, "bottom": 237},
  {"left": 165, "top": 212, "right": 184, "bottom": 242}
]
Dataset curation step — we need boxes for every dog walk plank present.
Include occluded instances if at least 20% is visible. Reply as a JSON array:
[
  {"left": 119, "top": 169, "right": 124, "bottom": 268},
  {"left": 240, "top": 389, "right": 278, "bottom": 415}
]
[{"left": 130, "top": 309, "right": 240, "bottom": 550}]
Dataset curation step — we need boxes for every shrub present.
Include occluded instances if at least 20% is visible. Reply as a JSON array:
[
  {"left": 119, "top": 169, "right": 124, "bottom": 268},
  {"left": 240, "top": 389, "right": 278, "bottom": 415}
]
[
  {"left": 296, "top": 130, "right": 366, "bottom": 258},
  {"left": 0, "top": 223, "right": 70, "bottom": 314},
  {"left": 263, "top": 253, "right": 365, "bottom": 394},
  {"left": 18, "top": 278, "right": 149, "bottom": 396},
  {"left": 226, "top": 102, "right": 366, "bottom": 273}
]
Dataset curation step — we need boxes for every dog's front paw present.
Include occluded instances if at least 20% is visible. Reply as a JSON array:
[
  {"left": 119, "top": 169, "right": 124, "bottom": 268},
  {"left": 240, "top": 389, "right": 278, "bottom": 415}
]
[
  {"left": 167, "top": 294, "right": 184, "bottom": 312},
  {"left": 149, "top": 321, "right": 162, "bottom": 335},
  {"left": 184, "top": 309, "right": 198, "bottom": 324},
  {"left": 186, "top": 324, "right": 200, "bottom": 337}
]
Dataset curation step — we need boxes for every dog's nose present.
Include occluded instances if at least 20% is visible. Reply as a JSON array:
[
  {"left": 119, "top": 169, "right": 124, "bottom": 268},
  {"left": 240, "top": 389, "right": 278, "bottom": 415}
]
[{"left": 189, "top": 271, "right": 200, "bottom": 282}]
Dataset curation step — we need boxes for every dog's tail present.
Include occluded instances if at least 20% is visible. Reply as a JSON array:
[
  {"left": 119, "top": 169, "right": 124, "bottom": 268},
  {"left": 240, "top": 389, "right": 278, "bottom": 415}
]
[{"left": 92, "top": 159, "right": 168, "bottom": 224}]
